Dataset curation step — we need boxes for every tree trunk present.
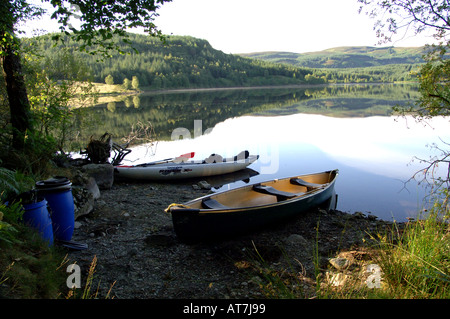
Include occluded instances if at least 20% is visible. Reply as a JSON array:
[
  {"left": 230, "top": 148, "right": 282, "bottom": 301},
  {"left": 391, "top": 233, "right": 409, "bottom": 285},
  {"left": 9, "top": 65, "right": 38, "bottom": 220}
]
[
  {"left": 2, "top": 42, "right": 32, "bottom": 150},
  {"left": 1, "top": 0, "right": 32, "bottom": 151}
]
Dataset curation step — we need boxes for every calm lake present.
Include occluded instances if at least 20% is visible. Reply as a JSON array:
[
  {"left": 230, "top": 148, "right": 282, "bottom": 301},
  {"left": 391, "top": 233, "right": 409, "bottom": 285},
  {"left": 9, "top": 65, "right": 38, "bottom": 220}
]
[{"left": 80, "top": 83, "right": 450, "bottom": 222}]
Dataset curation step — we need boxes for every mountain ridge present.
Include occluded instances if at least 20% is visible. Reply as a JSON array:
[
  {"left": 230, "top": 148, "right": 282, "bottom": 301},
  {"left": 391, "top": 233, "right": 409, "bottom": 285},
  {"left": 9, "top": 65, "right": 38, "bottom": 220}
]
[
  {"left": 238, "top": 46, "right": 426, "bottom": 69},
  {"left": 26, "top": 33, "right": 421, "bottom": 88}
]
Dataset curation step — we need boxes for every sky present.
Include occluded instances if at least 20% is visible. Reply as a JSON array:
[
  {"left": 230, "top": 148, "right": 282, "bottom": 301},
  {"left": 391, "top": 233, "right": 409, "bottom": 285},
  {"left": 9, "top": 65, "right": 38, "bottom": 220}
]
[{"left": 22, "top": 0, "right": 437, "bottom": 54}]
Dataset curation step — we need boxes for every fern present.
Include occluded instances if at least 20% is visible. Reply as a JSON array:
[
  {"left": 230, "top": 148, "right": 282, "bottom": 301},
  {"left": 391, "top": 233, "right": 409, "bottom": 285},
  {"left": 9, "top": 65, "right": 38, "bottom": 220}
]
[{"left": 0, "top": 167, "right": 20, "bottom": 200}]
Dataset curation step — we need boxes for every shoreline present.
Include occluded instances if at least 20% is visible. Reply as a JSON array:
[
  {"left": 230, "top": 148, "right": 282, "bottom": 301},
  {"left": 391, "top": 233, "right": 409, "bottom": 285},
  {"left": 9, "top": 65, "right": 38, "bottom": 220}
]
[
  {"left": 99, "top": 81, "right": 408, "bottom": 96},
  {"left": 69, "top": 178, "right": 402, "bottom": 299}
]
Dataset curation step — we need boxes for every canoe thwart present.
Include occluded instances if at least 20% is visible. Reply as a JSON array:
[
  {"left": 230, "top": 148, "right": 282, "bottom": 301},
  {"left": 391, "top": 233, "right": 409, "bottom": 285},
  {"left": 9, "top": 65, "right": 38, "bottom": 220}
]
[
  {"left": 252, "top": 184, "right": 296, "bottom": 201},
  {"left": 169, "top": 169, "right": 339, "bottom": 240},
  {"left": 202, "top": 198, "right": 229, "bottom": 210},
  {"left": 290, "top": 178, "right": 323, "bottom": 190}
]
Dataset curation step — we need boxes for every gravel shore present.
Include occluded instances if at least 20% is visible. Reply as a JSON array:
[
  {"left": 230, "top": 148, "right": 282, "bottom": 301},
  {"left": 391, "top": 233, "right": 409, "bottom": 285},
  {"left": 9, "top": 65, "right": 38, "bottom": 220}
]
[{"left": 68, "top": 178, "right": 398, "bottom": 299}]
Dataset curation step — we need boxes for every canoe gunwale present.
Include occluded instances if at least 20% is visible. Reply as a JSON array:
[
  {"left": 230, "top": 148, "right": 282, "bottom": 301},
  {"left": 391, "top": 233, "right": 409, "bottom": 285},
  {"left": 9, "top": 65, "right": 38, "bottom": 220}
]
[
  {"left": 116, "top": 154, "right": 259, "bottom": 168},
  {"left": 114, "top": 154, "right": 259, "bottom": 180},
  {"left": 170, "top": 169, "right": 339, "bottom": 215},
  {"left": 168, "top": 169, "right": 339, "bottom": 240},
  {"left": 192, "top": 185, "right": 331, "bottom": 214}
]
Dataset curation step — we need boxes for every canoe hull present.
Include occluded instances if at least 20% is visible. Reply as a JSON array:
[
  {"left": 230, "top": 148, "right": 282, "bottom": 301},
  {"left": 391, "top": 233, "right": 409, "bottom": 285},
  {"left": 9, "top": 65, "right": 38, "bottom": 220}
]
[
  {"left": 169, "top": 169, "right": 338, "bottom": 240},
  {"left": 115, "top": 155, "right": 258, "bottom": 181}
]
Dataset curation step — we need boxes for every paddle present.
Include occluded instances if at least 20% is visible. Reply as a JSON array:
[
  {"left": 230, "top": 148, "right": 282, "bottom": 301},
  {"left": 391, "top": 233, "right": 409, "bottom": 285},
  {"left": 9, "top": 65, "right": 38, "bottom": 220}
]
[{"left": 134, "top": 152, "right": 195, "bottom": 167}]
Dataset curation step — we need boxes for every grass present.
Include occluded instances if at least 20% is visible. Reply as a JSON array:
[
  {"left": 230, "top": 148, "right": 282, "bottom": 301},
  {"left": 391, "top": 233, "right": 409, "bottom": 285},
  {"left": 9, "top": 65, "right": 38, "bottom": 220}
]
[
  {"left": 251, "top": 191, "right": 450, "bottom": 299},
  {"left": 0, "top": 223, "right": 113, "bottom": 299},
  {"left": 0, "top": 224, "right": 68, "bottom": 298},
  {"left": 375, "top": 208, "right": 450, "bottom": 298}
]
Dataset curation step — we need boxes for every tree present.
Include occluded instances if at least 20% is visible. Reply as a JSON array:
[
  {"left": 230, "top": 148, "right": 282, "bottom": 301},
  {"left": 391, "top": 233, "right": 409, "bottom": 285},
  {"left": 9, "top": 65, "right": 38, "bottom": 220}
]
[
  {"left": 105, "top": 74, "right": 114, "bottom": 85},
  {"left": 0, "top": 1, "right": 44, "bottom": 150},
  {"left": 1, "top": 0, "right": 171, "bottom": 151},
  {"left": 359, "top": 0, "right": 450, "bottom": 190},
  {"left": 132, "top": 75, "right": 140, "bottom": 90},
  {"left": 122, "top": 77, "right": 131, "bottom": 90},
  {"left": 358, "top": 0, "right": 450, "bottom": 119},
  {"left": 358, "top": 0, "right": 450, "bottom": 44}
]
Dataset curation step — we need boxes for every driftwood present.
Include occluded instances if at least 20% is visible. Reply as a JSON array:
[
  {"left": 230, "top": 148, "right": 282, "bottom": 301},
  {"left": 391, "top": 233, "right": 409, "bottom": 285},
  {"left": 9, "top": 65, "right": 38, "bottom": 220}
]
[
  {"left": 111, "top": 142, "right": 131, "bottom": 166},
  {"left": 84, "top": 133, "right": 113, "bottom": 164},
  {"left": 81, "top": 133, "right": 131, "bottom": 165}
]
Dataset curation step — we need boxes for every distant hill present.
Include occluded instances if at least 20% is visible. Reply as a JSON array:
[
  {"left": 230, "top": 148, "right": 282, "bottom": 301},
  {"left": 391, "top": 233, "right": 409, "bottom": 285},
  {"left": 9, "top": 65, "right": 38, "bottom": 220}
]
[
  {"left": 25, "top": 34, "right": 421, "bottom": 89},
  {"left": 25, "top": 33, "right": 314, "bottom": 90},
  {"left": 239, "top": 46, "right": 426, "bottom": 69}
]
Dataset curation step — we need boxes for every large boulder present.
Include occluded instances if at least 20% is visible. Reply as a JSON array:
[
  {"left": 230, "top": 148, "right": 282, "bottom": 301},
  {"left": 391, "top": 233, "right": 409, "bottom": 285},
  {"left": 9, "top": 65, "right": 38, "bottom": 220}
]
[
  {"left": 71, "top": 170, "right": 101, "bottom": 219},
  {"left": 81, "top": 163, "right": 114, "bottom": 190}
]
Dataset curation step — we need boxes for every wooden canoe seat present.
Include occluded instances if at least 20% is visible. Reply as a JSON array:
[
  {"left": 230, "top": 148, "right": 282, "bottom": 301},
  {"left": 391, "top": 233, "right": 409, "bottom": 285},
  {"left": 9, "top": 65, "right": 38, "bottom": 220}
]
[
  {"left": 202, "top": 198, "right": 229, "bottom": 210},
  {"left": 253, "top": 184, "right": 296, "bottom": 201},
  {"left": 290, "top": 178, "right": 323, "bottom": 190}
]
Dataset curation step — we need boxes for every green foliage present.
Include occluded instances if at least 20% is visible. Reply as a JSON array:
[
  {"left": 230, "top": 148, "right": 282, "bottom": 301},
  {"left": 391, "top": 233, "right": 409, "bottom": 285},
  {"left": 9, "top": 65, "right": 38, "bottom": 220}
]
[
  {"left": 1, "top": 128, "right": 57, "bottom": 176},
  {"left": 122, "top": 77, "right": 131, "bottom": 90},
  {"left": 375, "top": 190, "right": 450, "bottom": 298},
  {"left": 0, "top": 166, "right": 34, "bottom": 201},
  {"left": 359, "top": 0, "right": 450, "bottom": 190},
  {"left": 0, "top": 0, "right": 45, "bottom": 55},
  {"left": 30, "top": 32, "right": 425, "bottom": 88},
  {"left": 131, "top": 75, "right": 139, "bottom": 90},
  {"left": 416, "top": 50, "right": 450, "bottom": 118},
  {"left": 358, "top": 0, "right": 450, "bottom": 44},
  {"left": 24, "top": 33, "right": 316, "bottom": 89},
  {"left": 0, "top": 219, "right": 19, "bottom": 245},
  {"left": 0, "top": 166, "right": 31, "bottom": 246},
  {"left": 242, "top": 46, "right": 426, "bottom": 69},
  {"left": 0, "top": 38, "right": 98, "bottom": 163},
  {"left": 358, "top": 0, "right": 450, "bottom": 118},
  {"left": 0, "top": 166, "right": 20, "bottom": 200},
  {"left": 47, "top": 0, "right": 172, "bottom": 58},
  {"left": 0, "top": 223, "right": 67, "bottom": 298},
  {"left": 105, "top": 74, "right": 114, "bottom": 85},
  {"left": 0, "top": 201, "right": 22, "bottom": 245},
  {"left": 24, "top": 32, "right": 432, "bottom": 91}
]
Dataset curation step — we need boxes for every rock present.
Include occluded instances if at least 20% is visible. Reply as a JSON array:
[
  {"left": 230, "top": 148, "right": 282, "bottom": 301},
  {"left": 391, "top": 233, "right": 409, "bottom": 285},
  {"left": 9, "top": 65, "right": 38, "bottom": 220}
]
[
  {"left": 353, "top": 211, "right": 365, "bottom": 219},
  {"left": 72, "top": 186, "right": 94, "bottom": 219},
  {"left": 285, "top": 234, "right": 308, "bottom": 247},
  {"left": 326, "top": 271, "right": 351, "bottom": 287},
  {"left": 81, "top": 163, "right": 114, "bottom": 190},
  {"left": 71, "top": 171, "right": 100, "bottom": 199},
  {"left": 197, "top": 181, "right": 211, "bottom": 190},
  {"left": 329, "top": 257, "right": 351, "bottom": 270},
  {"left": 84, "top": 177, "right": 101, "bottom": 199},
  {"left": 70, "top": 170, "right": 100, "bottom": 219}
]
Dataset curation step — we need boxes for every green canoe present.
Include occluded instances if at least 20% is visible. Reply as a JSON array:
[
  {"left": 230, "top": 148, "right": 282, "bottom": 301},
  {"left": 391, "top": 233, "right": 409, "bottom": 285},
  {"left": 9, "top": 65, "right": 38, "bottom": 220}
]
[{"left": 166, "top": 169, "right": 338, "bottom": 240}]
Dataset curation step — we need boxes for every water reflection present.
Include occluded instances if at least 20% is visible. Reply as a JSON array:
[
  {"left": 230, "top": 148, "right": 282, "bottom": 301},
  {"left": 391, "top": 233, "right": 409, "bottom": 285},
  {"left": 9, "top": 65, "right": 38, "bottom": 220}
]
[
  {"left": 77, "top": 83, "right": 419, "bottom": 142},
  {"left": 125, "top": 113, "right": 449, "bottom": 222},
  {"left": 76, "top": 84, "right": 448, "bottom": 222}
]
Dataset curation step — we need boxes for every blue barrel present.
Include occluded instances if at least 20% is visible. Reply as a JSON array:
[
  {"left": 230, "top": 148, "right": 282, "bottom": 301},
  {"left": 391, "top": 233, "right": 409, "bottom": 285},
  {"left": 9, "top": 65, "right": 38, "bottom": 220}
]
[
  {"left": 23, "top": 199, "right": 54, "bottom": 246},
  {"left": 36, "top": 177, "right": 74, "bottom": 241}
]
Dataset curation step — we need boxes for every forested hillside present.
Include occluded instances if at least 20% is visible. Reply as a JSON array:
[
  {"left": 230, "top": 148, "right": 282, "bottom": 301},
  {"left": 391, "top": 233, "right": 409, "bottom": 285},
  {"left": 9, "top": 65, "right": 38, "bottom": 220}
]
[
  {"left": 25, "top": 33, "right": 421, "bottom": 89},
  {"left": 240, "top": 46, "right": 426, "bottom": 68},
  {"left": 25, "top": 33, "right": 315, "bottom": 90}
]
